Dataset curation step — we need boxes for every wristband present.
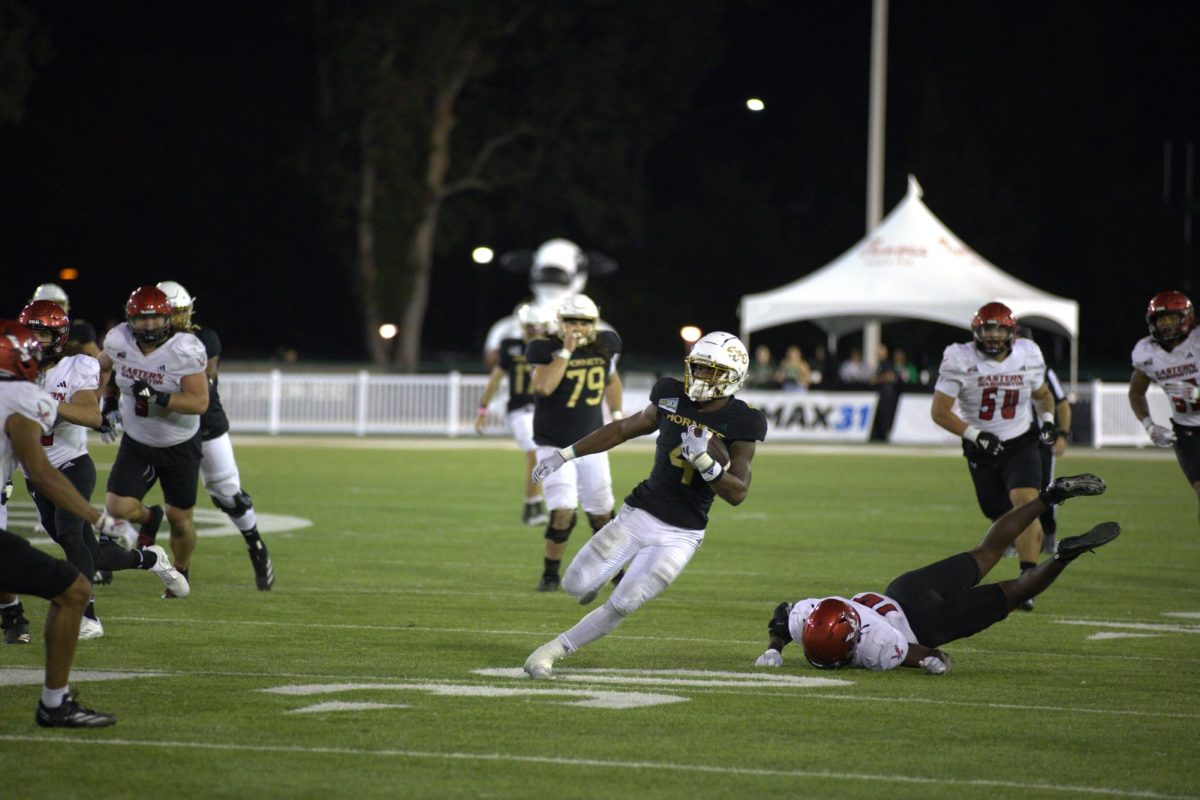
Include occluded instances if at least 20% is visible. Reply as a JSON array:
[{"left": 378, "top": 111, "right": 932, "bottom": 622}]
[
  {"left": 477, "top": 405, "right": 488, "bottom": 417},
  {"left": 102, "top": 395, "right": 119, "bottom": 414},
  {"left": 1141, "top": 417, "right": 1155, "bottom": 432},
  {"left": 610, "top": 409, "right": 624, "bottom": 421},
  {"left": 962, "top": 425, "right": 982, "bottom": 444},
  {"left": 559, "top": 446, "right": 577, "bottom": 462},
  {"left": 1039, "top": 411, "right": 1054, "bottom": 425},
  {"left": 154, "top": 390, "right": 170, "bottom": 408},
  {"left": 698, "top": 458, "right": 724, "bottom": 482},
  {"left": 554, "top": 348, "right": 572, "bottom": 361}
]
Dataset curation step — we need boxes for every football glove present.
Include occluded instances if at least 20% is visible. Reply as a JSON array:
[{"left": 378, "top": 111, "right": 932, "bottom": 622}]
[
  {"left": 99, "top": 396, "right": 123, "bottom": 444},
  {"left": 1038, "top": 420, "right": 1059, "bottom": 447},
  {"left": 679, "top": 424, "right": 712, "bottom": 465},
  {"left": 1147, "top": 423, "right": 1177, "bottom": 448},
  {"left": 94, "top": 511, "right": 136, "bottom": 548},
  {"left": 964, "top": 426, "right": 1005, "bottom": 457},
  {"left": 1163, "top": 381, "right": 1200, "bottom": 404},
  {"left": 755, "top": 648, "right": 783, "bottom": 668},
  {"left": 1, "top": 480, "right": 12, "bottom": 506},
  {"left": 131, "top": 380, "right": 170, "bottom": 408},
  {"left": 532, "top": 447, "right": 574, "bottom": 485},
  {"left": 919, "top": 652, "right": 952, "bottom": 675}
]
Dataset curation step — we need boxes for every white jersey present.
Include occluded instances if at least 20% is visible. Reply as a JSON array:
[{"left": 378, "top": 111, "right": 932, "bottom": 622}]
[
  {"left": 788, "top": 594, "right": 913, "bottom": 672},
  {"left": 103, "top": 324, "right": 207, "bottom": 447},
  {"left": 0, "top": 380, "right": 58, "bottom": 487},
  {"left": 1132, "top": 328, "right": 1200, "bottom": 426},
  {"left": 33, "top": 355, "right": 99, "bottom": 468},
  {"left": 934, "top": 339, "right": 1047, "bottom": 440}
]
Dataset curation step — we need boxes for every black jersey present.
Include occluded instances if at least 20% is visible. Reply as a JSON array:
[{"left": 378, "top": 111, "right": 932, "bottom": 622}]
[
  {"left": 193, "top": 326, "right": 230, "bottom": 441},
  {"left": 625, "top": 377, "right": 767, "bottom": 530},
  {"left": 498, "top": 337, "right": 536, "bottom": 412},
  {"left": 527, "top": 329, "right": 622, "bottom": 448}
]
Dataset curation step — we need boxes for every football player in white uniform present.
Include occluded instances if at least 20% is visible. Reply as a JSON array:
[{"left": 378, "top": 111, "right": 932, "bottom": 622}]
[
  {"left": 16, "top": 302, "right": 187, "bottom": 637},
  {"left": 98, "top": 286, "right": 209, "bottom": 596},
  {"left": 475, "top": 302, "right": 551, "bottom": 526},
  {"left": 1129, "top": 290, "right": 1200, "bottom": 523},
  {"left": 29, "top": 282, "right": 101, "bottom": 358},
  {"left": 0, "top": 320, "right": 134, "bottom": 726},
  {"left": 157, "top": 280, "right": 275, "bottom": 590},
  {"left": 753, "top": 474, "right": 1117, "bottom": 674},
  {"left": 523, "top": 332, "right": 767, "bottom": 679},
  {"left": 931, "top": 302, "right": 1059, "bottom": 611}
]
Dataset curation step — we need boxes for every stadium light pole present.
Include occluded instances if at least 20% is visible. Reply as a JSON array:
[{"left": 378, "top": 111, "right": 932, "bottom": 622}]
[{"left": 862, "top": 0, "right": 888, "bottom": 373}]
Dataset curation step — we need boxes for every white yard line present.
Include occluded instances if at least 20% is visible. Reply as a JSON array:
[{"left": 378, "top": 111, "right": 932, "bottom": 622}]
[{"left": 0, "top": 734, "right": 1191, "bottom": 798}]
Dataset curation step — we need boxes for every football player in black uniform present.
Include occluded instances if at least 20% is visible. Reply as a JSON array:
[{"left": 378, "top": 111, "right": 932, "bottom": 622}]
[
  {"left": 523, "top": 331, "right": 767, "bottom": 679},
  {"left": 525, "top": 295, "right": 625, "bottom": 592},
  {"left": 475, "top": 302, "right": 550, "bottom": 526},
  {"left": 157, "top": 281, "right": 275, "bottom": 590}
]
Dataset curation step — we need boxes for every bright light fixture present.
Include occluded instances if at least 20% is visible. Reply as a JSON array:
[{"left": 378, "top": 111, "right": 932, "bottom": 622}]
[
  {"left": 379, "top": 323, "right": 398, "bottom": 340},
  {"left": 745, "top": 98, "right": 765, "bottom": 112},
  {"left": 680, "top": 325, "right": 703, "bottom": 343},
  {"left": 472, "top": 247, "right": 495, "bottom": 264}
]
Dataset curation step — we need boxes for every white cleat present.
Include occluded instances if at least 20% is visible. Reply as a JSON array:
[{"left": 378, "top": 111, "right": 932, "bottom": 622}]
[
  {"left": 78, "top": 617, "right": 105, "bottom": 640},
  {"left": 523, "top": 640, "right": 566, "bottom": 680},
  {"left": 145, "top": 545, "right": 190, "bottom": 598}
]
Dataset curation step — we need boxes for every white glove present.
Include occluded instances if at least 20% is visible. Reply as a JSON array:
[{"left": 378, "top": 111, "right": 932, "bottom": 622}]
[
  {"left": 94, "top": 512, "right": 137, "bottom": 549},
  {"left": 1147, "top": 423, "right": 1177, "bottom": 448},
  {"left": 532, "top": 448, "right": 573, "bottom": 485},
  {"left": 99, "top": 408, "right": 123, "bottom": 444},
  {"left": 919, "top": 653, "right": 952, "bottom": 675},
  {"left": 755, "top": 648, "right": 783, "bottom": 667},
  {"left": 1163, "top": 382, "right": 1200, "bottom": 403},
  {"left": 679, "top": 424, "right": 712, "bottom": 465}
]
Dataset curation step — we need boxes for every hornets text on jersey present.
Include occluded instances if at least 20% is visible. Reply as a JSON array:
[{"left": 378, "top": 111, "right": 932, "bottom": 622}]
[
  {"left": 625, "top": 377, "right": 767, "bottom": 530},
  {"left": 526, "top": 330, "right": 622, "bottom": 447}
]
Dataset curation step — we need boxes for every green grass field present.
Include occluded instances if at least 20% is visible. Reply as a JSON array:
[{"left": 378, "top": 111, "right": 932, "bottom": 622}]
[{"left": 1, "top": 438, "right": 1197, "bottom": 799}]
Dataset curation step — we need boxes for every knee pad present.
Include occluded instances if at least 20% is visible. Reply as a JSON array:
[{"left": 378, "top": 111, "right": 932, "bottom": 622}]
[
  {"left": 211, "top": 490, "right": 253, "bottom": 517},
  {"left": 588, "top": 515, "right": 609, "bottom": 534},
  {"left": 544, "top": 513, "right": 576, "bottom": 544}
]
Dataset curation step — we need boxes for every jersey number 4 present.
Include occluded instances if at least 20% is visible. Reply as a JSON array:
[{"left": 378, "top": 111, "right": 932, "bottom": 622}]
[{"left": 978, "top": 387, "right": 1019, "bottom": 420}]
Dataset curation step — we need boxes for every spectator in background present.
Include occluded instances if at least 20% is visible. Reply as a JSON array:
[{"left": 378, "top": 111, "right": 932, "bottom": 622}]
[
  {"left": 810, "top": 344, "right": 833, "bottom": 386},
  {"left": 871, "top": 343, "right": 897, "bottom": 385},
  {"left": 892, "top": 347, "right": 919, "bottom": 384},
  {"left": 837, "top": 348, "right": 872, "bottom": 385},
  {"left": 747, "top": 345, "right": 777, "bottom": 389},
  {"left": 774, "top": 346, "right": 811, "bottom": 392}
]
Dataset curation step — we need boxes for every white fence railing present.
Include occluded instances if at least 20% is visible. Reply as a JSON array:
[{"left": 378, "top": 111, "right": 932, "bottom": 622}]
[
  {"left": 1090, "top": 380, "right": 1174, "bottom": 448},
  {"left": 217, "top": 372, "right": 1176, "bottom": 447}
]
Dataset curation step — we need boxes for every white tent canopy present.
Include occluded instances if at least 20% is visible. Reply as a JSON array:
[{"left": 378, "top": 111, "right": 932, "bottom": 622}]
[{"left": 738, "top": 175, "right": 1079, "bottom": 389}]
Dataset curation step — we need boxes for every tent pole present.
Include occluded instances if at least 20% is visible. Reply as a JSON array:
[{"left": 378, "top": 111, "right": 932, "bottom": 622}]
[
  {"left": 1070, "top": 335, "right": 1078, "bottom": 401},
  {"left": 864, "top": 0, "right": 888, "bottom": 371}
]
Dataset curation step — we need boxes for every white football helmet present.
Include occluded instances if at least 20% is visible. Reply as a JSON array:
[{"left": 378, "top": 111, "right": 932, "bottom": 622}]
[
  {"left": 30, "top": 283, "right": 70, "bottom": 313},
  {"left": 684, "top": 332, "right": 749, "bottom": 402},
  {"left": 557, "top": 294, "right": 600, "bottom": 346},
  {"left": 515, "top": 302, "right": 551, "bottom": 339},
  {"left": 531, "top": 239, "right": 586, "bottom": 309},
  {"left": 156, "top": 280, "right": 195, "bottom": 328}
]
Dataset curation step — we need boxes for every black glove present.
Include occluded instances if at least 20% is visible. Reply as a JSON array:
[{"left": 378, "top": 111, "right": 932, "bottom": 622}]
[
  {"left": 1038, "top": 420, "right": 1059, "bottom": 447},
  {"left": 131, "top": 380, "right": 170, "bottom": 408},
  {"left": 975, "top": 431, "right": 1004, "bottom": 456}
]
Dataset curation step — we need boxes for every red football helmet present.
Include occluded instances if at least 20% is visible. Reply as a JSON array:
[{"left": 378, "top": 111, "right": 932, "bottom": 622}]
[
  {"left": 971, "top": 302, "right": 1017, "bottom": 358},
  {"left": 0, "top": 321, "right": 45, "bottom": 381},
  {"left": 801, "top": 598, "right": 861, "bottom": 670},
  {"left": 17, "top": 300, "right": 70, "bottom": 359},
  {"left": 125, "top": 285, "right": 173, "bottom": 345},
  {"left": 1145, "top": 290, "right": 1194, "bottom": 348}
]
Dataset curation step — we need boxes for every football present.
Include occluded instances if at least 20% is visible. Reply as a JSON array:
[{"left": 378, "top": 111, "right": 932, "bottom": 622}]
[{"left": 708, "top": 435, "right": 731, "bottom": 467}]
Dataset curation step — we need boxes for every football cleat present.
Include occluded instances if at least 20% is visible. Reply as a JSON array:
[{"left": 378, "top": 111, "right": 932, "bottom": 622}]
[
  {"left": 1055, "top": 522, "right": 1121, "bottom": 564},
  {"left": 523, "top": 640, "right": 566, "bottom": 680},
  {"left": 523, "top": 501, "right": 549, "bottom": 527},
  {"left": 1017, "top": 597, "right": 1035, "bottom": 612},
  {"left": 1038, "top": 474, "right": 1105, "bottom": 507},
  {"left": 35, "top": 694, "right": 116, "bottom": 728},
  {"left": 78, "top": 616, "right": 105, "bottom": 640},
  {"left": 536, "top": 573, "right": 560, "bottom": 592},
  {"left": 138, "top": 505, "right": 165, "bottom": 548},
  {"left": 1, "top": 604, "right": 31, "bottom": 645},
  {"left": 248, "top": 540, "right": 275, "bottom": 591},
  {"left": 93, "top": 569, "right": 114, "bottom": 586},
  {"left": 145, "top": 545, "right": 190, "bottom": 598}
]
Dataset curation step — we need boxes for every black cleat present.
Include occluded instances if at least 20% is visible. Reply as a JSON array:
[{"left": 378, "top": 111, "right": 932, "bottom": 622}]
[
  {"left": 1055, "top": 522, "right": 1121, "bottom": 563},
  {"left": 138, "top": 505, "right": 165, "bottom": 548},
  {"left": 248, "top": 540, "right": 275, "bottom": 591},
  {"left": 536, "top": 574, "right": 560, "bottom": 592},
  {"left": 1, "top": 604, "right": 31, "bottom": 645},
  {"left": 1039, "top": 474, "right": 1106, "bottom": 507},
  {"left": 35, "top": 694, "right": 116, "bottom": 728},
  {"left": 1017, "top": 597, "right": 1035, "bottom": 612},
  {"left": 93, "top": 569, "right": 113, "bottom": 586}
]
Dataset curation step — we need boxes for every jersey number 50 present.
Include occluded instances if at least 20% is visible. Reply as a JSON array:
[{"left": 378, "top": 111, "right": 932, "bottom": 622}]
[{"left": 978, "top": 387, "right": 1018, "bottom": 420}]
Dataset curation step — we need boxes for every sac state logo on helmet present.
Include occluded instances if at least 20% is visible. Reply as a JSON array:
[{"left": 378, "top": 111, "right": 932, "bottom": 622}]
[
  {"left": 1145, "top": 290, "right": 1194, "bottom": 348},
  {"left": 801, "top": 598, "right": 861, "bottom": 670},
  {"left": 556, "top": 294, "right": 600, "bottom": 346},
  {"left": 683, "top": 332, "right": 749, "bottom": 402},
  {"left": 18, "top": 300, "right": 70, "bottom": 359},
  {"left": 972, "top": 302, "right": 1017, "bottom": 358},
  {"left": 125, "top": 286, "right": 174, "bottom": 346},
  {"left": 156, "top": 280, "right": 196, "bottom": 329},
  {"left": 0, "top": 320, "right": 45, "bottom": 382}
]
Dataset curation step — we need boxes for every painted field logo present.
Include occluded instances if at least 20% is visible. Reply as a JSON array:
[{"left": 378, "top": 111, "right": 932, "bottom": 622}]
[
  {"left": 5, "top": 501, "right": 312, "bottom": 543},
  {"left": 260, "top": 669, "right": 854, "bottom": 714}
]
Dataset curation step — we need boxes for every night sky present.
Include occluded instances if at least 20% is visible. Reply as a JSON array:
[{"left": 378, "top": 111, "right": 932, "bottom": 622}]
[{"left": 3, "top": 1, "right": 1197, "bottom": 376}]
